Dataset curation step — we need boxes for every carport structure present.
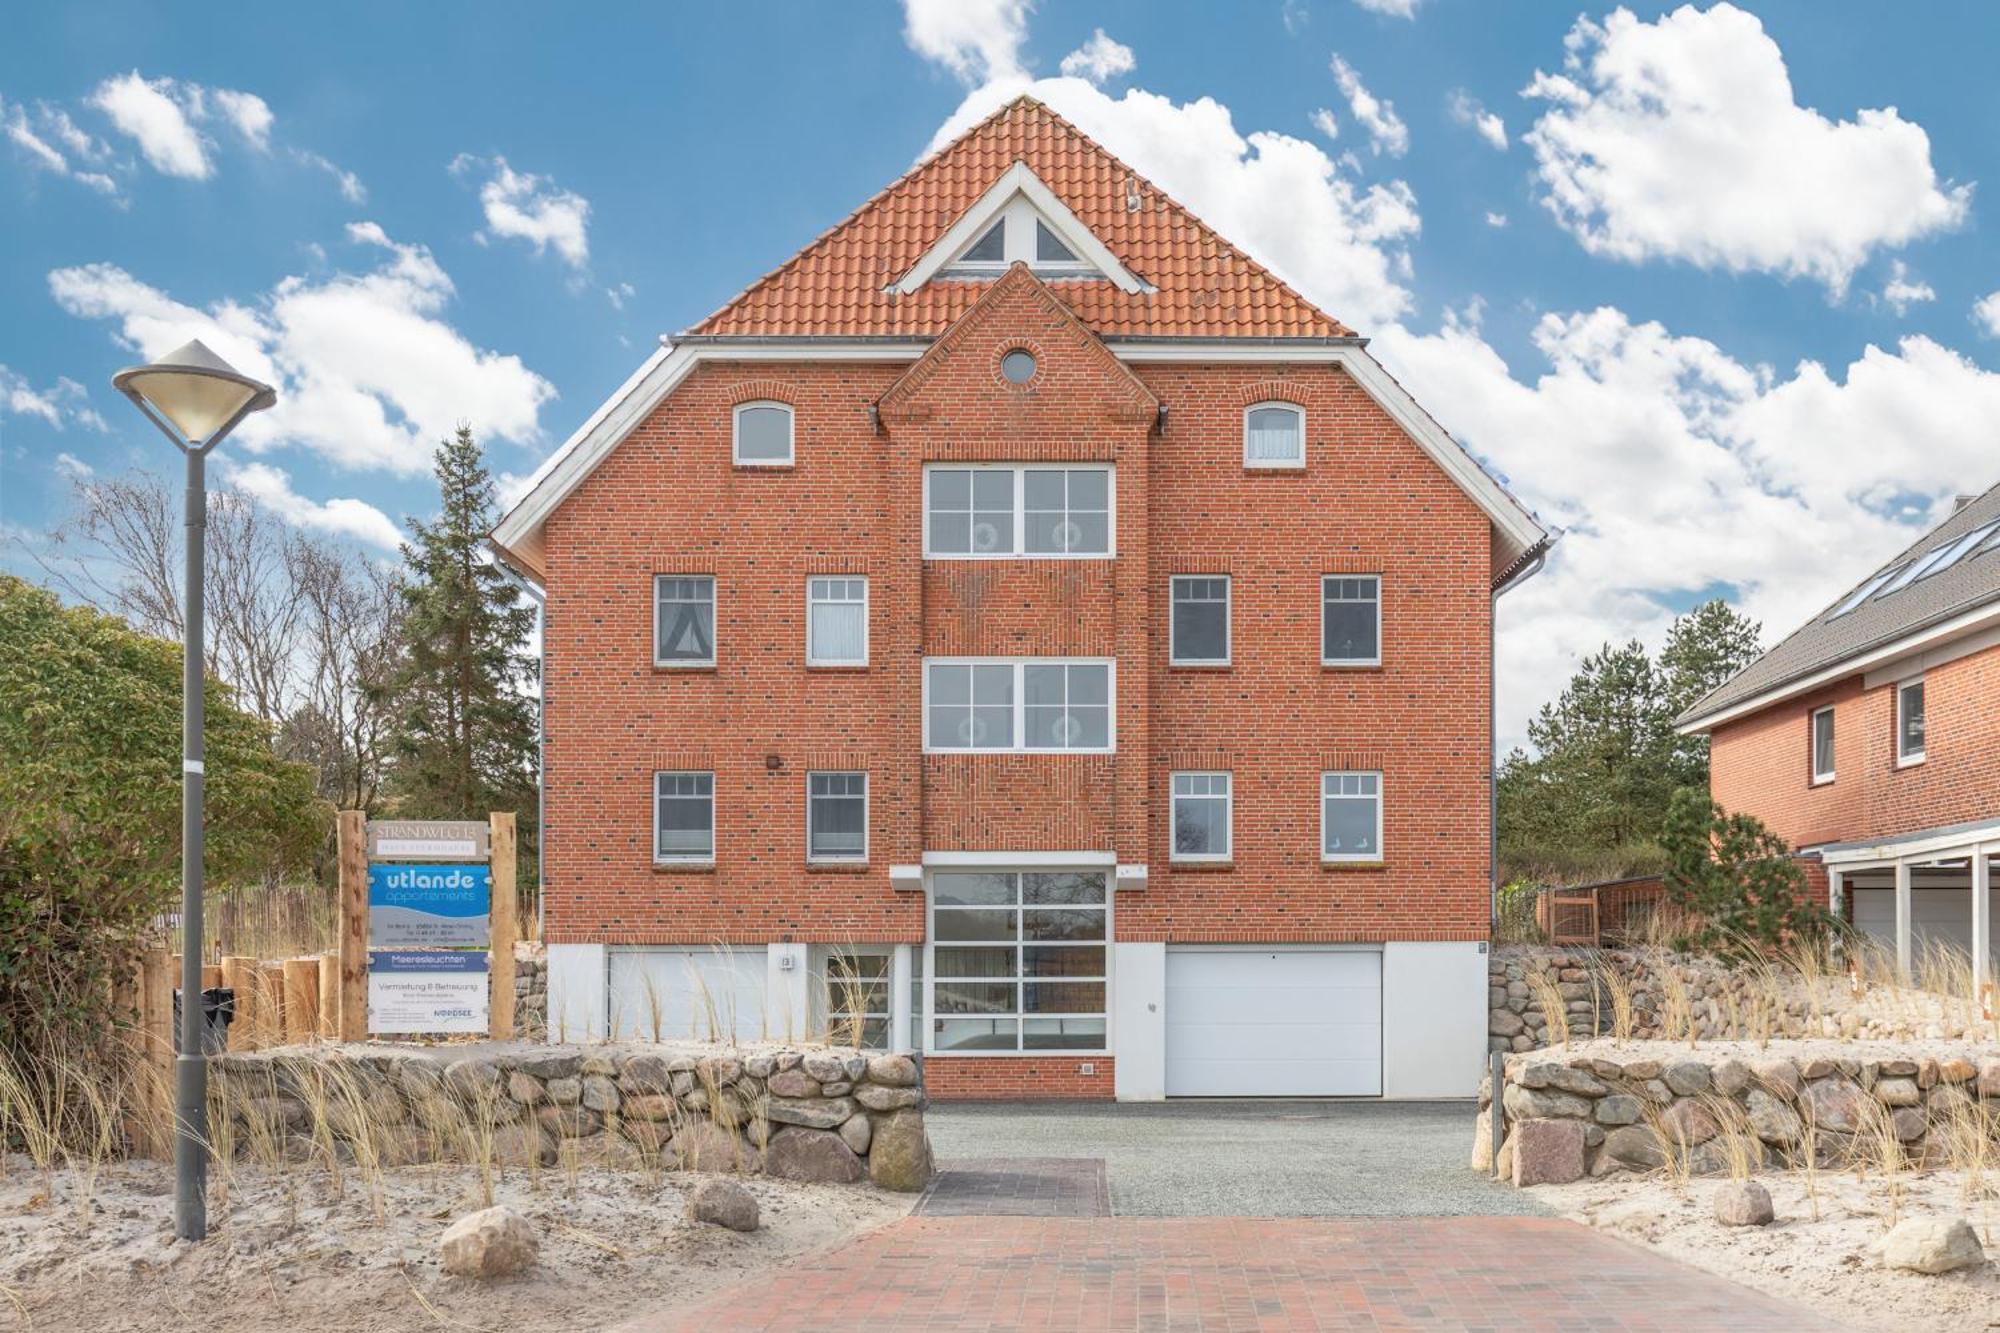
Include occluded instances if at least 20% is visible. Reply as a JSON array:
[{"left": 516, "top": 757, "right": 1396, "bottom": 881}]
[{"left": 1822, "top": 816, "right": 2000, "bottom": 987}]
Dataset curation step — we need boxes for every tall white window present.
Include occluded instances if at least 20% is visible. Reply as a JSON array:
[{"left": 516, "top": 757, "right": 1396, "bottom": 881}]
[
  {"left": 733, "top": 401, "right": 794, "bottom": 466},
  {"left": 928, "top": 870, "right": 1107, "bottom": 1053},
  {"left": 1897, "top": 678, "right": 1926, "bottom": 765},
  {"left": 1810, "top": 706, "right": 1835, "bottom": 784},
  {"left": 1322, "top": 576, "right": 1381, "bottom": 667},
  {"left": 1322, "top": 771, "right": 1382, "bottom": 862},
  {"left": 655, "top": 576, "right": 716, "bottom": 667},
  {"left": 1244, "top": 402, "right": 1304, "bottom": 468},
  {"left": 1170, "top": 576, "right": 1230, "bottom": 665},
  {"left": 924, "top": 659, "right": 1113, "bottom": 752},
  {"left": 1171, "top": 772, "right": 1233, "bottom": 861},
  {"left": 825, "top": 950, "right": 892, "bottom": 1048},
  {"left": 924, "top": 465, "right": 1113, "bottom": 558},
  {"left": 807, "top": 772, "right": 868, "bottom": 862},
  {"left": 654, "top": 771, "right": 715, "bottom": 863},
  {"left": 806, "top": 577, "right": 868, "bottom": 666}
]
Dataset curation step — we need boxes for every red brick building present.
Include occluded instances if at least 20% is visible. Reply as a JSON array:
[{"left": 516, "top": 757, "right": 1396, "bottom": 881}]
[
  {"left": 1679, "top": 483, "right": 2000, "bottom": 984},
  {"left": 493, "top": 98, "right": 1548, "bottom": 1099}
]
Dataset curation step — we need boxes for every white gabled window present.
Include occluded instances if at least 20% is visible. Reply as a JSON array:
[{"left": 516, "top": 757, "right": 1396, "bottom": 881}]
[
  {"left": 733, "top": 401, "right": 794, "bottom": 466},
  {"left": 923, "top": 659, "right": 1114, "bottom": 753},
  {"left": 942, "top": 196, "right": 1101, "bottom": 279},
  {"left": 924, "top": 464, "right": 1113, "bottom": 558},
  {"left": 927, "top": 869, "right": 1108, "bottom": 1053},
  {"left": 806, "top": 576, "right": 868, "bottom": 666},
  {"left": 655, "top": 771, "right": 715, "bottom": 863},
  {"left": 1896, "top": 677, "right": 1926, "bottom": 765},
  {"left": 655, "top": 576, "right": 716, "bottom": 667},
  {"left": 1322, "top": 575, "right": 1381, "bottom": 667},
  {"left": 806, "top": 772, "right": 868, "bottom": 862},
  {"left": 1322, "top": 771, "right": 1382, "bottom": 862},
  {"left": 1810, "top": 705, "right": 1835, "bottom": 784},
  {"left": 1170, "top": 575, "right": 1230, "bottom": 665},
  {"left": 1244, "top": 402, "right": 1304, "bottom": 468},
  {"left": 1171, "top": 772, "right": 1232, "bottom": 861}
]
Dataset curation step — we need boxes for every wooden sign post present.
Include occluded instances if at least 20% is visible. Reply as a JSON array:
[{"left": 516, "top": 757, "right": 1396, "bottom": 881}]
[
  {"left": 336, "top": 810, "right": 369, "bottom": 1041},
  {"left": 489, "top": 811, "right": 518, "bottom": 1040}
]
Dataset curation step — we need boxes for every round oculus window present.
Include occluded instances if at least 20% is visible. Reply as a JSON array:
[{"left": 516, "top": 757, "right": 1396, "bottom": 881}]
[{"left": 1000, "top": 349, "right": 1037, "bottom": 384}]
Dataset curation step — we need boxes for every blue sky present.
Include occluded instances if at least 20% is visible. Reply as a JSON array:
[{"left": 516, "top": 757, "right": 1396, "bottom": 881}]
[{"left": 7, "top": 1, "right": 2000, "bottom": 747}]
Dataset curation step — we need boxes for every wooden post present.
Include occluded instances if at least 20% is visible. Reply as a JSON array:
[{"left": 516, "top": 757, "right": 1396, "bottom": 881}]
[
  {"left": 283, "top": 957, "right": 319, "bottom": 1044},
  {"left": 138, "top": 949, "right": 174, "bottom": 1157},
  {"left": 221, "top": 955, "right": 256, "bottom": 1051},
  {"left": 338, "top": 810, "right": 368, "bottom": 1041},
  {"left": 201, "top": 964, "right": 224, "bottom": 989},
  {"left": 489, "top": 811, "right": 518, "bottom": 1040},
  {"left": 258, "top": 963, "right": 286, "bottom": 1047},
  {"left": 317, "top": 953, "right": 339, "bottom": 1039}
]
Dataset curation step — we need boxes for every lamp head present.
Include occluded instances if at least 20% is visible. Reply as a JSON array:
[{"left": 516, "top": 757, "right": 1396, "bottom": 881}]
[{"left": 112, "top": 339, "right": 276, "bottom": 447}]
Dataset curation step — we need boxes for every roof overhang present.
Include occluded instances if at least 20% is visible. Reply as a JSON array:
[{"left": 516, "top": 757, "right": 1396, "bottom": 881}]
[
  {"left": 1812, "top": 816, "right": 2000, "bottom": 868},
  {"left": 890, "top": 161, "right": 1149, "bottom": 296},
  {"left": 492, "top": 335, "right": 1549, "bottom": 582},
  {"left": 1676, "top": 594, "right": 2000, "bottom": 735}
]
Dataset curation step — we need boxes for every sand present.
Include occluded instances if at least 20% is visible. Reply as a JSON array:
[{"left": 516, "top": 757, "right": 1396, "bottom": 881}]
[{"left": 0, "top": 1152, "right": 910, "bottom": 1332}]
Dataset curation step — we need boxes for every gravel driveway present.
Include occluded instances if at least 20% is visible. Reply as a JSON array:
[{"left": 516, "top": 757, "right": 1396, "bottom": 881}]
[{"left": 924, "top": 1099, "right": 1551, "bottom": 1217}]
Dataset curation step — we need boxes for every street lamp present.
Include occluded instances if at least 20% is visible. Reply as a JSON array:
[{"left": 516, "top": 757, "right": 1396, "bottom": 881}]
[{"left": 112, "top": 339, "right": 276, "bottom": 1243}]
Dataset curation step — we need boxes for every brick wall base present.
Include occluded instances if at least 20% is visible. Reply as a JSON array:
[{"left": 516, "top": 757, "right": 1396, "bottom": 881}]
[{"left": 924, "top": 1055, "right": 1116, "bottom": 1100}]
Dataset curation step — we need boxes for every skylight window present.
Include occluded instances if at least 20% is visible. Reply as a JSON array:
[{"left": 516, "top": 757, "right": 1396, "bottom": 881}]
[
  {"left": 1913, "top": 521, "right": 2000, "bottom": 584},
  {"left": 1829, "top": 566, "right": 1900, "bottom": 617}
]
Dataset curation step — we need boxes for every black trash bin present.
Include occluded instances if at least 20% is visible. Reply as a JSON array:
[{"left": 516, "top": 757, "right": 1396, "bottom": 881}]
[{"left": 171, "top": 986, "right": 235, "bottom": 1054}]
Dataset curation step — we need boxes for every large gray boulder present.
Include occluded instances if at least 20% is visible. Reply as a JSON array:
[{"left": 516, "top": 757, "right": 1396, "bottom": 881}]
[
  {"left": 688, "top": 1178, "right": 760, "bottom": 1232},
  {"left": 763, "top": 1126, "right": 866, "bottom": 1184},
  {"left": 868, "top": 1109, "right": 934, "bottom": 1192},
  {"left": 1871, "top": 1217, "right": 1987, "bottom": 1274},
  {"left": 439, "top": 1205, "right": 539, "bottom": 1278},
  {"left": 672, "top": 1121, "right": 760, "bottom": 1173}
]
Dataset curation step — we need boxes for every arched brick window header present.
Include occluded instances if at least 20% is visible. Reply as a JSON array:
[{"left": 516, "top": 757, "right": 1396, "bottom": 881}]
[
  {"left": 1235, "top": 379, "right": 1310, "bottom": 408},
  {"left": 724, "top": 379, "right": 797, "bottom": 409}
]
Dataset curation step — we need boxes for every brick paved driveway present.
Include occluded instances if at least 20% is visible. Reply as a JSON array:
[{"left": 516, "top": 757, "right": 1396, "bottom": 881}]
[{"left": 625, "top": 1215, "right": 1832, "bottom": 1331}]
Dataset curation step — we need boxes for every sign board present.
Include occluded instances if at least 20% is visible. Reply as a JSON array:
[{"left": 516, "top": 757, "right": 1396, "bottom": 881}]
[
  {"left": 368, "top": 863, "right": 491, "bottom": 948},
  {"left": 368, "top": 950, "right": 489, "bottom": 1034},
  {"left": 367, "top": 819, "right": 489, "bottom": 861}
]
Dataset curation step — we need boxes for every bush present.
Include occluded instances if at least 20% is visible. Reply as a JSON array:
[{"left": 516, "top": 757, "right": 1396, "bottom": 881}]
[{"left": 1659, "top": 786, "right": 1831, "bottom": 955}]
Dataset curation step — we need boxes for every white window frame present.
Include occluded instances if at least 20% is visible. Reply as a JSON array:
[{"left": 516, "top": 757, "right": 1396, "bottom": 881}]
[
  {"left": 921, "top": 463, "right": 1116, "bottom": 560},
  {"left": 805, "top": 576, "right": 869, "bottom": 667},
  {"left": 804, "top": 768, "right": 868, "bottom": 860},
  {"left": 1321, "top": 770, "right": 1384, "bottom": 864},
  {"left": 1896, "top": 676, "right": 1926, "bottom": 767},
  {"left": 653, "top": 770, "right": 716, "bottom": 865},
  {"left": 1810, "top": 705, "right": 1836, "bottom": 785},
  {"left": 1243, "top": 401, "right": 1305, "bottom": 469},
  {"left": 653, "top": 575, "right": 717, "bottom": 668},
  {"left": 1321, "top": 575, "right": 1383, "bottom": 668},
  {"left": 822, "top": 947, "right": 894, "bottom": 1049},
  {"left": 921, "top": 657, "right": 1117, "bottom": 754},
  {"left": 732, "top": 400, "right": 794, "bottom": 467},
  {"left": 1169, "top": 575, "right": 1231, "bottom": 667},
  {"left": 1170, "top": 771, "right": 1233, "bottom": 863},
  {"left": 943, "top": 196, "right": 1101, "bottom": 280},
  {"left": 921, "top": 867, "right": 1111, "bottom": 1057}
]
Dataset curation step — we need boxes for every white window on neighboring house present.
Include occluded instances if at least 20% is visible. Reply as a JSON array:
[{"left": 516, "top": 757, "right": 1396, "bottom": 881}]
[
  {"left": 806, "top": 772, "right": 868, "bottom": 862},
  {"left": 654, "top": 576, "right": 716, "bottom": 667},
  {"left": 923, "top": 659, "right": 1114, "bottom": 753},
  {"left": 806, "top": 576, "right": 868, "bottom": 666},
  {"left": 1171, "top": 772, "right": 1232, "bottom": 861},
  {"left": 654, "top": 771, "right": 715, "bottom": 863},
  {"left": 824, "top": 950, "right": 892, "bottom": 1048},
  {"left": 1170, "top": 576, "right": 1230, "bottom": 666},
  {"left": 1244, "top": 402, "right": 1304, "bottom": 468},
  {"left": 927, "top": 869, "right": 1108, "bottom": 1053},
  {"left": 1810, "top": 705, "right": 1835, "bottom": 784},
  {"left": 924, "top": 464, "right": 1113, "bottom": 558},
  {"left": 1897, "top": 677, "right": 1926, "bottom": 765},
  {"left": 1322, "top": 771, "right": 1382, "bottom": 862},
  {"left": 1322, "top": 575, "right": 1381, "bottom": 667},
  {"left": 733, "top": 401, "right": 794, "bottom": 466}
]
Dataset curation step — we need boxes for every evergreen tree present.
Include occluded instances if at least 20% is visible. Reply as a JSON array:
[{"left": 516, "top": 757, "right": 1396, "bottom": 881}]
[
  {"left": 376, "top": 426, "right": 538, "bottom": 845},
  {"left": 1658, "top": 598, "right": 1762, "bottom": 789}
]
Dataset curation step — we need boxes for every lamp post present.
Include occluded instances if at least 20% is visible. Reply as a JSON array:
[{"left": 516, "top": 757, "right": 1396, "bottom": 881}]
[{"left": 111, "top": 340, "right": 276, "bottom": 1242}]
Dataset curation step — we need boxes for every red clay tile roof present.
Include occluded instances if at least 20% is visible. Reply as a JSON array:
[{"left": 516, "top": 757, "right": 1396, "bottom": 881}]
[{"left": 687, "top": 96, "right": 1356, "bottom": 341}]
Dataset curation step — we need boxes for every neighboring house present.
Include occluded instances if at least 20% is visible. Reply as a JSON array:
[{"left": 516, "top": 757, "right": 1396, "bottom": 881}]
[
  {"left": 1678, "top": 483, "right": 2000, "bottom": 984},
  {"left": 491, "top": 97, "right": 1549, "bottom": 1100}
]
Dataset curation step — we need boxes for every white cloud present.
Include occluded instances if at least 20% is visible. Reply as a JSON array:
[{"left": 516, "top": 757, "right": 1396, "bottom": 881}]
[
  {"left": 453, "top": 154, "right": 591, "bottom": 269},
  {"left": 295, "top": 149, "right": 366, "bottom": 203},
  {"left": 1447, "top": 90, "right": 1507, "bottom": 150},
  {"left": 54, "top": 451, "right": 94, "bottom": 479},
  {"left": 606, "top": 281, "right": 636, "bottom": 311},
  {"left": 224, "top": 461, "right": 402, "bottom": 552},
  {"left": 1353, "top": 0, "right": 1420, "bottom": 15},
  {"left": 903, "top": 0, "right": 1033, "bottom": 86},
  {"left": 1877, "top": 261, "right": 1934, "bottom": 316},
  {"left": 1282, "top": 0, "right": 1310, "bottom": 35},
  {"left": 1485, "top": 211, "right": 1508, "bottom": 228},
  {"left": 1310, "top": 107, "right": 1339, "bottom": 141},
  {"left": 1974, "top": 291, "right": 2000, "bottom": 338},
  {"left": 1330, "top": 54, "right": 1407, "bottom": 157},
  {"left": 210, "top": 88, "right": 273, "bottom": 150},
  {"left": 925, "top": 77, "right": 1420, "bottom": 328},
  {"left": 1059, "top": 29, "right": 1135, "bottom": 86},
  {"left": 89, "top": 72, "right": 212, "bottom": 179},
  {"left": 50, "top": 222, "right": 554, "bottom": 477},
  {"left": 1522, "top": 4, "right": 1970, "bottom": 293},
  {"left": 4, "top": 95, "right": 121, "bottom": 197},
  {"left": 0, "top": 365, "right": 106, "bottom": 431}
]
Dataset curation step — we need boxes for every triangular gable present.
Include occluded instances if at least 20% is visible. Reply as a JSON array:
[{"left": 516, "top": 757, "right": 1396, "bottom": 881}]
[{"left": 891, "top": 162, "right": 1149, "bottom": 295}]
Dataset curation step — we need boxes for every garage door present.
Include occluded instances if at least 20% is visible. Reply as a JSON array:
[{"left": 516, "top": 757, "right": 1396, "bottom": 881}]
[
  {"left": 1849, "top": 888, "right": 1999, "bottom": 958},
  {"left": 1165, "top": 948, "right": 1381, "bottom": 1096},
  {"left": 608, "top": 947, "right": 768, "bottom": 1043}
]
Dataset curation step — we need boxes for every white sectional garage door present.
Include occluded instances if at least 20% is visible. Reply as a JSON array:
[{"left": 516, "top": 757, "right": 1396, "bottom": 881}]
[
  {"left": 1164, "top": 948, "right": 1382, "bottom": 1096},
  {"left": 608, "top": 947, "right": 768, "bottom": 1044}
]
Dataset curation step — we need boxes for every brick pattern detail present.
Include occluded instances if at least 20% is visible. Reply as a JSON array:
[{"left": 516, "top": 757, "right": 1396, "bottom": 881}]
[{"left": 923, "top": 1057, "right": 1115, "bottom": 1101}]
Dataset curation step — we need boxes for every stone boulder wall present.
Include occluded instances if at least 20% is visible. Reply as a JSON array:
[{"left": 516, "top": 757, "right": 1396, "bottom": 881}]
[
  {"left": 1475, "top": 1040, "right": 2000, "bottom": 1184},
  {"left": 210, "top": 1041, "right": 932, "bottom": 1192}
]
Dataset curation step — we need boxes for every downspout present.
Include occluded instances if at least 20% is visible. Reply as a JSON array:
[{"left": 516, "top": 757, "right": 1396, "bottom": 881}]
[
  {"left": 1490, "top": 535, "right": 1555, "bottom": 936},
  {"left": 491, "top": 550, "right": 548, "bottom": 940}
]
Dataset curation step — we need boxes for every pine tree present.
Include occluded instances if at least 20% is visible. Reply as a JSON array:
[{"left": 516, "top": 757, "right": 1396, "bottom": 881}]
[{"left": 376, "top": 426, "right": 538, "bottom": 844}]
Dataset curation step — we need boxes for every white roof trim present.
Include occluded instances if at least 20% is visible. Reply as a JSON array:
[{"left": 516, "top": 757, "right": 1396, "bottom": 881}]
[
  {"left": 891, "top": 162, "right": 1147, "bottom": 296},
  {"left": 492, "top": 338, "right": 1547, "bottom": 581},
  {"left": 1818, "top": 820, "right": 2000, "bottom": 867}
]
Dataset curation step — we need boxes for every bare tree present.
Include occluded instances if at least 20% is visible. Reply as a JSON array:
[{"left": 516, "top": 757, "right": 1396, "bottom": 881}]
[{"left": 283, "top": 541, "right": 400, "bottom": 814}]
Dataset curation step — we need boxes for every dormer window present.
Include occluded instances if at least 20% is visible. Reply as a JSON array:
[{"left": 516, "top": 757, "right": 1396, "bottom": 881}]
[
  {"left": 962, "top": 222, "right": 1005, "bottom": 264},
  {"left": 943, "top": 196, "right": 1101, "bottom": 279},
  {"left": 733, "top": 401, "right": 793, "bottom": 467},
  {"left": 1036, "top": 221, "right": 1078, "bottom": 264}
]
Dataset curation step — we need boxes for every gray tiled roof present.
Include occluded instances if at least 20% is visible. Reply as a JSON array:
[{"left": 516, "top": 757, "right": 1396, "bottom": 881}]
[{"left": 1679, "top": 478, "right": 2000, "bottom": 728}]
